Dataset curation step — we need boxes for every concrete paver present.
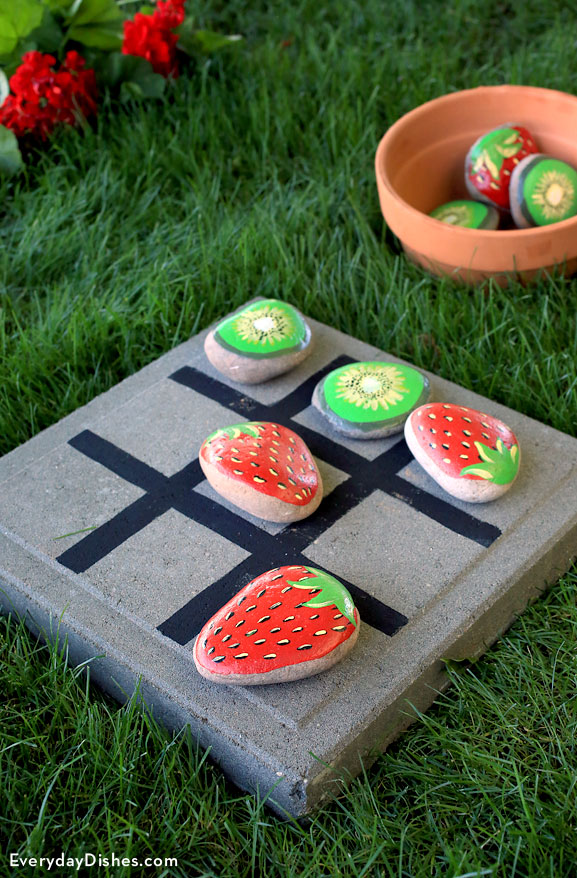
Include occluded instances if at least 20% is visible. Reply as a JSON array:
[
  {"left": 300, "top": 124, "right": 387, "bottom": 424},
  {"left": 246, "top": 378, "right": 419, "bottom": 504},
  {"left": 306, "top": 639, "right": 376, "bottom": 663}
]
[{"left": 1, "top": 303, "right": 576, "bottom": 817}]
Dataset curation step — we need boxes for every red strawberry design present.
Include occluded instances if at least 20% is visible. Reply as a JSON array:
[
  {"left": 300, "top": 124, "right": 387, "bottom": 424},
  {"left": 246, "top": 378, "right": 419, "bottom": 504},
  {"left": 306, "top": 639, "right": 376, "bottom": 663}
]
[
  {"left": 404, "top": 403, "right": 520, "bottom": 503},
  {"left": 193, "top": 565, "right": 360, "bottom": 685},
  {"left": 465, "top": 124, "right": 539, "bottom": 211},
  {"left": 199, "top": 422, "right": 323, "bottom": 522}
]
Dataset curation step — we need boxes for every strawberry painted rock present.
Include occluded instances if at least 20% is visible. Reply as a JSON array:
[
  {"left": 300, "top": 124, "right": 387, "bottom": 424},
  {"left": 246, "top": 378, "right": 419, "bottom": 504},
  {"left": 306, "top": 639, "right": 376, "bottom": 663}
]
[
  {"left": 193, "top": 565, "right": 360, "bottom": 685},
  {"left": 199, "top": 422, "right": 323, "bottom": 522},
  {"left": 465, "top": 124, "right": 539, "bottom": 211},
  {"left": 404, "top": 403, "right": 521, "bottom": 503},
  {"left": 204, "top": 300, "right": 313, "bottom": 384},
  {"left": 312, "top": 360, "right": 429, "bottom": 439},
  {"left": 510, "top": 154, "right": 577, "bottom": 229}
]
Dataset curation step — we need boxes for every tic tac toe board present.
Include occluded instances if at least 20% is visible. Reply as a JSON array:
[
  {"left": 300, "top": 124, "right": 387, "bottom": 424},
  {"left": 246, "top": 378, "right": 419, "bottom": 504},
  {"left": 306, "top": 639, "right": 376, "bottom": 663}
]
[{"left": 2, "top": 305, "right": 577, "bottom": 817}]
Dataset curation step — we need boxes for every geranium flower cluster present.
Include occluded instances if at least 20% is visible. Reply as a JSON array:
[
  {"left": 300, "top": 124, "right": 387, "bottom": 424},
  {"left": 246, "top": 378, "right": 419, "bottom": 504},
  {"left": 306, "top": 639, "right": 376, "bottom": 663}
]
[
  {"left": 0, "top": 1, "right": 191, "bottom": 151},
  {"left": 0, "top": 51, "right": 98, "bottom": 142},
  {"left": 122, "top": 0, "right": 186, "bottom": 78}
]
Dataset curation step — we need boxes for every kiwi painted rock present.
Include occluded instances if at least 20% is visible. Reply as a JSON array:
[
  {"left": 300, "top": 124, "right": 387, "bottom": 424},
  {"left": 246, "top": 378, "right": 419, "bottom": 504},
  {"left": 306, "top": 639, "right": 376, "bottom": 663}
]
[
  {"left": 404, "top": 402, "right": 521, "bottom": 503},
  {"left": 204, "top": 300, "right": 313, "bottom": 384},
  {"left": 510, "top": 154, "right": 577, "bottom": 228},
  {"left": 465, "top": 124, "right": 539, "bottom": 211},
  {"left": 429, "top": 200, "right": 499, "bottom": 230},
  {"left": 312, "top": 361, "right": 430, "bottom": 439},
  {"left": 199, "top": 422, "right": 323, "bottom": 522},
  {"left": 193, "top": 564, "right": 360, "bottom": 685}
]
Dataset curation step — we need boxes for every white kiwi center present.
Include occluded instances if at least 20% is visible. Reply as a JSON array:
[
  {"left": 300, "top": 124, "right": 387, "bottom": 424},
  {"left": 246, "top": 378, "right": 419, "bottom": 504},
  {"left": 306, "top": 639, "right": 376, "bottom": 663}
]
[{"left": 252, "top": 316, "right": 276, "bottom": 333}]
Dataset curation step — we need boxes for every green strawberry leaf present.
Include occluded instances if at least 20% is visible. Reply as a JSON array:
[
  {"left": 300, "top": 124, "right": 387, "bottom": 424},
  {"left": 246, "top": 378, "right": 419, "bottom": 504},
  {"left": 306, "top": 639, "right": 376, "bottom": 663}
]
[
  {"left": 460, "top": 439, "right": 519, "bottom": 485},
  {"left": 205, "top": 422, "right": 264, "bottom": 445},
  {"left": 459, "top": 467, "right": 493, "bottom": 479},
  {"left": 483, "top": 149, "right": 499, "bottom": 182},
  {"left": 497, "top": 144, "right": 522, "bottom": 159},
  {"left": 476, "top": 443, "right": 499, "bottom": 463},
  {"left": 287, "top": 567, "right": 357, "bottom": 627},
  {"left": 475, "top": 127, "right": 522, "bottom": 182}
]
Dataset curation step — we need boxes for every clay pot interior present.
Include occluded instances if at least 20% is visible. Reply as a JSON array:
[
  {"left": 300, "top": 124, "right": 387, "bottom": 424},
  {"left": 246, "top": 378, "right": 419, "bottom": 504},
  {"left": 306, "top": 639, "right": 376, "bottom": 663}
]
[
  {"left": 375, "top": 86, "right": 577, "bottom": 283},
  {"left": 389, "top": 100, "right": 577, "bottom": 216}
]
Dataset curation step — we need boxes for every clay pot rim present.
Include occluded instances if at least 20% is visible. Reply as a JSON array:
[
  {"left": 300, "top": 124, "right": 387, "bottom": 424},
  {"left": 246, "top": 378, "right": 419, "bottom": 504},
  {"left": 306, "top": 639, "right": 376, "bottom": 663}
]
[{"left": 375, "top": 84, "right": 577, "bottom": 243}]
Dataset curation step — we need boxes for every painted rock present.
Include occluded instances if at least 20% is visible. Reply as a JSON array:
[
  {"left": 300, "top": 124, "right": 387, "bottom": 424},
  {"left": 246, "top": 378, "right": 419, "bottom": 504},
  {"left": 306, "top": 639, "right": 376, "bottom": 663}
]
[
  {"left": 510, "top": 154, "right": 577, "bottom": 228},
  {"left": 199, "top": 421, "right": 323, "bottom": 522},
  {"left": 404, "top": 402, "right": 520, "bottom": 503},
  {"left": 204, "top": 299, "right": 313, "bottom": 384},
  {"left": 193, "top": 565, "right": 360, "bottom": 685},
  {"left": 429, "top": 200, "right": 499, "bottom": 230},
  {"left": 465, "top": 124, "right": 539, "bottom": 211},
  {"left": 312, "top": 360, "right": 430, "bottom": 439}
]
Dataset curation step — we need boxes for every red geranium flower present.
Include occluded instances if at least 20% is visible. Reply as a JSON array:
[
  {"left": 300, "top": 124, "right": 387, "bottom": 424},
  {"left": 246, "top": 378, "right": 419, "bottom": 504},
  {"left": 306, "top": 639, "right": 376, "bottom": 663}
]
[
  {"left": 122, "top": 0, "right": 186, "bottom": 78},
  {"left": 0, "top": 51, "right": 97, "bottom": 141}
]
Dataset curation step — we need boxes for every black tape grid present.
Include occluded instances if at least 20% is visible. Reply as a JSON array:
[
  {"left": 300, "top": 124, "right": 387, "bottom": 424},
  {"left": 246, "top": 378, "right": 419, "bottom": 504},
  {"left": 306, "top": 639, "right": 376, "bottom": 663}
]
[{"left": 56, "top": 355, "right": 501, "bottom": 645}]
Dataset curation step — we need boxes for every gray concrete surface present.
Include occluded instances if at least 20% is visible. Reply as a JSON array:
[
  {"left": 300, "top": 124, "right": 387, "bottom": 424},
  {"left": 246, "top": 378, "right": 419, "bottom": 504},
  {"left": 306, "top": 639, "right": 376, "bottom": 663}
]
[{"left": 1, "top": 303, "right": 577, "bottom": 818}]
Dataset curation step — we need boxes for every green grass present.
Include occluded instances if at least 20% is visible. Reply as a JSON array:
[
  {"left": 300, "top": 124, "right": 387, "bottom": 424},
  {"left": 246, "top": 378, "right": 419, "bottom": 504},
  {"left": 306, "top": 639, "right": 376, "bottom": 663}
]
[
  {"left": 2, "top": 575, "right": 576, "bottom": 877},
  {"left": 1, "top": 0, "right": 577, "bottom": 875}
]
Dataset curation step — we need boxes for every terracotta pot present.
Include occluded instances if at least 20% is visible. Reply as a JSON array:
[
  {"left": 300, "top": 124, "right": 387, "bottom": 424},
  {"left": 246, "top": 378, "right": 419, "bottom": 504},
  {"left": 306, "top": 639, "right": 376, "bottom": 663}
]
[{"left": 375, "top": 85, "right": 577, "bottom": 285}]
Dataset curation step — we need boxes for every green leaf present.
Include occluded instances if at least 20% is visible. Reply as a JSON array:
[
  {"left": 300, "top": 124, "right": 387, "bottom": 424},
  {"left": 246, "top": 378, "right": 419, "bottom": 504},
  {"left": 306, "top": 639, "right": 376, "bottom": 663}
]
[
  {"left": 497, "top": 144, "right": 521, "bottom": 159},
  {"left": 96, "top": 50, "right": 128, "bottom": 88},
  {"left": 482, "top": 149, "right": 499, "bottom": 182},
  {"left": 0, "top": 0, "right": 44, "bottom": 55},
  {"left": 204, "top": 422, "right": 263, "bottom": 444},
  {"left": 45, "top": 0, "right": 76, "bottom": 9},
  {"left": 460, "top": 440, "right": 520, "bottom": 485},
  {"left": 120, "top": 75, "right": 164, "bottom": 102},
  {"left": 476, "top": 442, "right": 500, "bottom": 464},
  {"left": 177, "top": 21, "right": 243, "bottom": 57},
  {"left": 120, "top": 80, "right": 143, "bottom": 102},
  {"left": 481, "top": 127, "right": 521, "bottom": 181},
  {"left": 1, "top": 47, "right": 38, "bottom": 75},
  {"left": 65, "top": 0, "right": 121, "bottom": 26},
  {"left": 0, "top": 125, "right": 23, "bottom": 176},
  {"left": 67, "top": 22, "right": 122, "bottom": 48},
  {"left": 133, "top": 73, "right": 165, "bottom": 99},
  {"left": 27, "top": 9, "right": 65, "bottom": 53},
  {"left": 458, "top": 467, "right": 493, "bottom": 480},
  {"left": 287, "top": 567, "right": 357, "bottom": 627},
  {"left": 66, "top": 0, "right": 122, "bottom": 49},
  {"left": 193, "top": 30, "right": 243, "bottom": 53},
  {"left": 0, "top": 51, "right": 26, "bottom": 78},
  {"left": 98, "top": 53, "right": 166, "bottom": 99}
]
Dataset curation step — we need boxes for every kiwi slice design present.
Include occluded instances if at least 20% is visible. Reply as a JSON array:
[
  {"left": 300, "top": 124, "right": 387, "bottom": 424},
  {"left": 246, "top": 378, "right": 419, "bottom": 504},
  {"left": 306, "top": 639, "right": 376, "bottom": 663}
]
[
  {"left": 215, "top": 301, "right": 309, "bottom": 358},
  {"left": 318, "top": 361, "right": 429, "bottom": 430},
  {"left": 430, "top": 200, "right": 499, "bottom": 230}
]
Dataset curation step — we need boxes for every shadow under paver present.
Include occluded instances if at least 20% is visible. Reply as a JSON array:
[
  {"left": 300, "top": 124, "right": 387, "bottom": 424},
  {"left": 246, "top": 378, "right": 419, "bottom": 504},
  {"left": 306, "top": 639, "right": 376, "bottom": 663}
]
[{"left": 1, "top": 307, "right": 577, "bottom": 817}]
